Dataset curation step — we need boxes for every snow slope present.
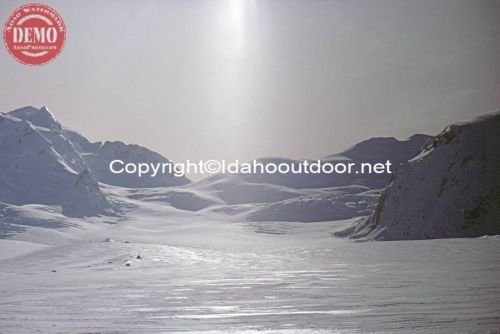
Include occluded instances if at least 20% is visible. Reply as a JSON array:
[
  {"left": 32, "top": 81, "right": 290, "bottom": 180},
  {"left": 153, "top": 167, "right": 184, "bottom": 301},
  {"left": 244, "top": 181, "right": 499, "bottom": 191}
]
[
  {"left": 222, "top": 135, "right": 430, "bottom": 190},
  {"left": 0, "top": 111, "right": 110, "bottom": 217},
  {"left": 176, "top": 135, "right": 429, "bottom": 222},
  {"left": 337, "top": 110, "right": 500, "bottom": 240},
  {"left": 64, "top": 130, "right": 190, "bottom": 187},
  {"left": 228, "top": 136, "right": 428, "bottom": 222},
  {"left": 246, "top": 186, "right": 381, "bottom": 222},
  {"left": 7, "top": 106, "right": 189, "bottom": 188}
]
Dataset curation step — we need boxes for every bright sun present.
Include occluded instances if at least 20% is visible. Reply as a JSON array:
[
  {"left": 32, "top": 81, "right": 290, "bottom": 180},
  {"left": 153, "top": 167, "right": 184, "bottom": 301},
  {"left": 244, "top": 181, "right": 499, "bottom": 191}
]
[{"left": 216, "top": 0, "right": 256, "bottom": 58}]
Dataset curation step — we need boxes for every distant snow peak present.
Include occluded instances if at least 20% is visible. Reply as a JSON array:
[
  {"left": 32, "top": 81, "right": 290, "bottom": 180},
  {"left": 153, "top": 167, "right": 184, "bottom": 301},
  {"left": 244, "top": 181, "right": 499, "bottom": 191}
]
[{"left": 8, "top": 105, "right": 62, "bottom": 130}]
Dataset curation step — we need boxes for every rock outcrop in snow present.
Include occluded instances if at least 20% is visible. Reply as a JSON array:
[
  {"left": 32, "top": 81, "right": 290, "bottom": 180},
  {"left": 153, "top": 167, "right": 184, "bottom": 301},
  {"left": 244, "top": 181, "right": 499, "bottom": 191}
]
[{"left": 337, "top": 111, "right": 500, "bottom": 240}]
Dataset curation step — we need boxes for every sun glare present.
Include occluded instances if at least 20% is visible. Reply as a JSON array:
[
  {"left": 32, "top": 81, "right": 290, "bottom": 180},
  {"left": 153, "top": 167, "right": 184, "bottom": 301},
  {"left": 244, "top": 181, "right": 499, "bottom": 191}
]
[{"left": 216, "top": 0, "right": 256, "bottom": 58}]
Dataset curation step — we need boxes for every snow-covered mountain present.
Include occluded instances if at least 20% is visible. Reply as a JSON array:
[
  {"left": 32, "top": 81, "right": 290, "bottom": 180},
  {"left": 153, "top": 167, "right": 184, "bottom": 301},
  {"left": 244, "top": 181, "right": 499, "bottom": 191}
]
[
  {"left": 3, "top": 105, "right": 497, "bottom": 233},
  {"left": 337, "top": 111, "right": 500, "bottom": 240},
  {"left": 0, "top": 106, "right": 191, "bottom": 217},
  {"left": 323, "top": 134, "right": 430, "bottom": 187},
  {"left": 186, "top": 135, "right": 429, "bottom": 222},
  {"left": 0, "top": 105, "right": 438, "bottom": 224},
  {"left": 4, "top": 106, "right": 189, "bottom": 188},
  {"left": 217, "top": 135, "right": 430, "bottom": 191},
  {"left": 0, "top": 110, "right": 110, "bottom": 217},
  {"left": 63, "top": 130, "right": 189, "bottom": 188}
]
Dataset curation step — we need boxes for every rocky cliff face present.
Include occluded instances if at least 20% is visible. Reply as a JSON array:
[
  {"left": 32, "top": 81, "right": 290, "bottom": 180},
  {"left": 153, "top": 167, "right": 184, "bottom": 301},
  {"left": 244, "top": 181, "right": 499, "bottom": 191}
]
[{"left": 337, "top": 111, "right": 500, "bottom": 240}]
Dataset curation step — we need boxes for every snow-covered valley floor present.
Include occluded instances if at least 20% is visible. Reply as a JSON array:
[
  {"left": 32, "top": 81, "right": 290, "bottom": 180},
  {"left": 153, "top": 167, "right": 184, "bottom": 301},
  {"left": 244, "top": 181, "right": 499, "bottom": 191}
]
[{"left": 1, "top": 188, "right": 499, "bottom": 334}]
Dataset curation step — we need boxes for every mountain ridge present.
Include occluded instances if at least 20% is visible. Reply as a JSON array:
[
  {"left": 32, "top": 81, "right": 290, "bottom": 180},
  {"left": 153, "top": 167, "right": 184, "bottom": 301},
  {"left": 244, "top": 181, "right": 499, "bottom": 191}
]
[{"left": 336, "top": 110, "right": 500, "bottom": 240}]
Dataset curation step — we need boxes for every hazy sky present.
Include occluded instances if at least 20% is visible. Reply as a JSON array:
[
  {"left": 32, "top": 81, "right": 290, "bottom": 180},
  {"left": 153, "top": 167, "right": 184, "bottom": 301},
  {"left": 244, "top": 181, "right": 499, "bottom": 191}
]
[{"left": 1, "top": 0, "right": 499, "bottom": 164}]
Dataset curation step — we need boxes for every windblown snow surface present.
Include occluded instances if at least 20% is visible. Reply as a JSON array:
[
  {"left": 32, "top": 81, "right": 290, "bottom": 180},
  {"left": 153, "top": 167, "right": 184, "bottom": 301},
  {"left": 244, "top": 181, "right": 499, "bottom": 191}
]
[{"left": 1, "top": 184, "right": 500, "bottom": 334}]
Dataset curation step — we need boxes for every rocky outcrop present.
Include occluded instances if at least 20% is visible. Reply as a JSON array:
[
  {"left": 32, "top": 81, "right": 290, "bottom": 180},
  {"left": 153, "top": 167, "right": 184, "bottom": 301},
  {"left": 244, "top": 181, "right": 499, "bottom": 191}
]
[{"left": 337, "top": 111, "right": 500, "bottom": 240}]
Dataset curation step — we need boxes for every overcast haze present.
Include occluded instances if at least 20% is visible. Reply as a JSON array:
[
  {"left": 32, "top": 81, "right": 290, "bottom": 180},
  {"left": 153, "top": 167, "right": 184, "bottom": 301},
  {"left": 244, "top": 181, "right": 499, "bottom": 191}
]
[{"left": 1, "top": 0, "right": 499, "bottom": 165}]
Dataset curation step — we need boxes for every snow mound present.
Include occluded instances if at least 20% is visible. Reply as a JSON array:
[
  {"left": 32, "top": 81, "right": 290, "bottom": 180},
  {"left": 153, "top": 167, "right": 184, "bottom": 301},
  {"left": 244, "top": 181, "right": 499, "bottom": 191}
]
[
  {"left": 192, "top": 174, "right": 305, "bottom": 205},
  {"left": 126, "top": 187, "right": 224, "bottom": 211},
  {"left": 246, "top": 187, "right": 381, "bottom": 222}
]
